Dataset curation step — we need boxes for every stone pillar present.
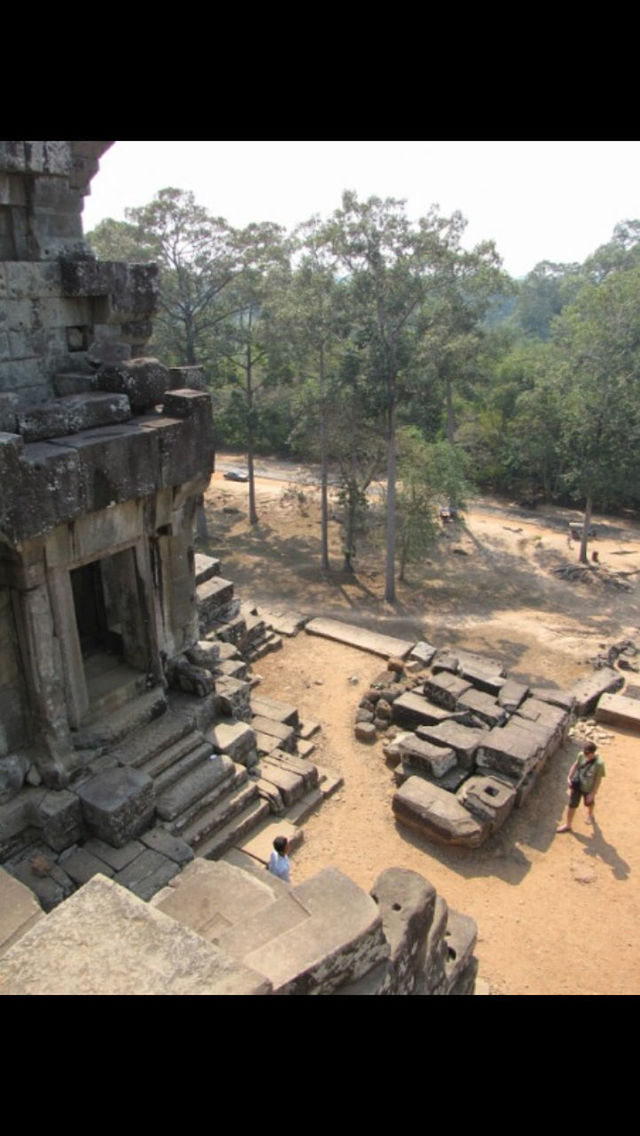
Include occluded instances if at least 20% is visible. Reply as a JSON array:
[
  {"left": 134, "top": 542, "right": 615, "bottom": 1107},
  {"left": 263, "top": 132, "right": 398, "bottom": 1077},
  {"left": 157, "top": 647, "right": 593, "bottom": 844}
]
[
  {"left": 47, "top": 565, "right": 89, "bottom": 728},
  {"left": 11, "top": 581, "right": 76, "bottom": 787}
]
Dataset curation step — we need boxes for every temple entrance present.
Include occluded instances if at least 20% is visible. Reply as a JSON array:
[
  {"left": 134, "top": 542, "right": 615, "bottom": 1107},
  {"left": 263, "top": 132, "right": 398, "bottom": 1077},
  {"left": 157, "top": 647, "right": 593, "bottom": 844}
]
[{"left": 69, "top": 548, "right": 153, "bottom": 716}]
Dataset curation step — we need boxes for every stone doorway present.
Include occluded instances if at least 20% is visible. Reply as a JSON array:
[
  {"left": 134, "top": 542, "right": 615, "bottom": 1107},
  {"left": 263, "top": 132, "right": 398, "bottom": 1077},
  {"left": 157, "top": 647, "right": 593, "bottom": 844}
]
[{"left": 67, "top": 548, "right": 156, "bottom": 721}]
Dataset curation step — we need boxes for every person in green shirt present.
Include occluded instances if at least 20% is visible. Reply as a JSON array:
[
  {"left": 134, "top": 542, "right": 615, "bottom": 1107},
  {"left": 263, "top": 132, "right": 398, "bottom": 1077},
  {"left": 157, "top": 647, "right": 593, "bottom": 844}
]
[{"left": 557, "top": 741, "right": 606, "bottom": 833}]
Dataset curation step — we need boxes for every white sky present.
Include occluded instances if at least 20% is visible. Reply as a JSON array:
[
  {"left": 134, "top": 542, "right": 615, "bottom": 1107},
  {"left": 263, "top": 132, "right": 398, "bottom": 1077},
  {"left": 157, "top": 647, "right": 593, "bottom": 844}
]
[{"left": 83, "top": 141, "right": 640, "bottom": 279}]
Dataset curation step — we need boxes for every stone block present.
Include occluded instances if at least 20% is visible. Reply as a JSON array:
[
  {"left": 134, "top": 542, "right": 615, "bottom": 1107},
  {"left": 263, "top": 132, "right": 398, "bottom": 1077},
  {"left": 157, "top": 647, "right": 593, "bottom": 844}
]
[
  {"left": 370, "top": 867, "right": 436, "bottom": 995},
  {"left": 456, "top": 774, "right": 517, "bottom": 831},
  {"left": 49, "top": 422, "right": 159, "bottom": 513},
  {"left": 409, "top": 641, "right": 437, "bottom": 667},
  {"left": 58, "top": 846, "right": 115, "bottom": 885},
  {"left": 97, "top": 357, "right": 169, "bottom": 412},
  {"left": 394, "top": 733, "right": 457, "bottom": 779},
  {"left": 251, "top": 716, "right": 296, "bottom": 753},
  {"left": 206, "top": 721, "right": 257, "bottom": 764},
  {"left": 456, "top": 688, "right": 506, "bottom": 727},
  {"left": 194, "top": 554, "right": 222, "bottom": 585},
  {"left": 259, "top": 760, "right": 305, "bottom": 807},
  {"left": 431, "top": 650, "right": 459, "bottom": 674},
  {"left": 169, "top": 365, "right": 207, "bottom": 391},
  {"left": 498, "top": 679, "right": 529, "bottom": 711},
  {"left": 595, "top": 692, "right": 640, "bottom": 731},
  {"left": 83, "top": 838, "right": 145, "bottom": 872},
  {"left": 10, "top": 852, "right": 75, "bottom": 912},
  {"left": 250, "top": 695, "right": 299, "bottom": 728},
  {"left": 113, "top": 848, "right": 180, "bottom": 900},
  {"left": 222, "top": 867, "right": 390, "bottom": 996},
  {"left": 197, "top": 576, "right": 235, "bottom": 626},
  {"left": 571, "top": 667, "right": 624, "bottom": 716},
  {"left": 392, "top": 691, "right": 453, "bottom": 730},
  {"left": 393, "top": 777, "right": 488, "bottom": 847},
  {"left": 34, "top": 789, "right": 83, "bottom": 851},
  {"left": 530, "top": 686, "right": 576, "bottom": 713},
  {"left": 443, "top": 910, "right": 478, "bottom": 994},
  {"left": 424, "top": 671, "right": 471, "bottom": 711},
  {"left": 139, "top": 827, "right": 194, "bottom": 865},
  {"left": 0, "top": 874, "right": 271, "bottom": 995},
  {"left": 77, "top": 767, "right": 155, "bottom": 848},
  {"left": 420, "top": 894, "right": 449, "bottom": 994},
  {"left": 476, "top": 721, "right": 542, "bottom": 784},
  {"left": 355, "top": 721, "right": 377, "bottom": 743},
  {"left": 416, "top": 720, "right": 485, "bottom": 770},
  {"left": 61, "top": 391, "right": 131, "bottom": 432},
  {"left": 18, "top": 401, "right": 69, "bottom": 442},
  {"left": 457, "top": 661, "right": 505, "bottom": 695},
  {"left": 216, "top": 676, "right": 252, "bottom": 721}
]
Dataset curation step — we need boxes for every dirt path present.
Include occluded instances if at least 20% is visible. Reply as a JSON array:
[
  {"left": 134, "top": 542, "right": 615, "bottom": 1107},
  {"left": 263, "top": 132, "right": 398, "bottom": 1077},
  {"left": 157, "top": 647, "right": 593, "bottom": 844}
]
[{"left": 204, "top": 458, "right": 640, "bottom": 994}]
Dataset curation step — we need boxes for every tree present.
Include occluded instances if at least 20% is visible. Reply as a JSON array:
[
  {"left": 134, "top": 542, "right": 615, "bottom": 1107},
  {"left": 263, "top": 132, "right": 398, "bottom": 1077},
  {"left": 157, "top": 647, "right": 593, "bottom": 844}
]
[
  {"left": 396, "top": 431, "right": 470, "bottom": 581},
  {"left": 88, "top": 188, "right": 238, "bottom": 367},
  {"left": 552, "top": 263, "right": 640, "bottom": 561},
  {"left": 216, "top": 223, "right": 290, "bottom": 525},
  {"left": 324, "top": 191, "right": 499, "bottom": 603},
  {"left": 283, "top": 219, "right": 351, "bottom": 569}
]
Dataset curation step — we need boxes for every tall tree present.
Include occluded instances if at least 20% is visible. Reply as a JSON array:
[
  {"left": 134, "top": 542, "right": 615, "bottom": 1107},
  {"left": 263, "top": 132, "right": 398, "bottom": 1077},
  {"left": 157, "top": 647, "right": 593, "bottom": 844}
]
[
  {"left": 216, "top": 223, "right": 289, "bottom": 525},
  {"left": 552, "top": 263, "right": 640, "bottom": 561},
  {"left": 324, "top": 191, "right": 499, "bottom": 602},
  {"left": 88, "top": 188, "right": 238, "bottom": 367}
]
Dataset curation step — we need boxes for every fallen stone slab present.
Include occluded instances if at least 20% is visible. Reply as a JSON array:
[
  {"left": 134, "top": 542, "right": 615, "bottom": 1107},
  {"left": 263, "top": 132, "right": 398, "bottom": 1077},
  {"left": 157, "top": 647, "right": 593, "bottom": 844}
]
[
  {"left": 571, "top": 667, "right": 624, "bottom": 716},
  {"left": 409, "top": 641, "right": 437, "bottom": 667},
  {"left": 393, "top": 778, "right": 487, "bottom": 848},
  {"left": 305, "top": 617, "right": 413, "bottom": 659},
  {"left": 392, "top": 691, "right": 455, "bottom": 730},
  {"left": 498, "top": 679, "right": 529, "bottom": 712},
  {"left": 595, "top": 692, "right": 640, "bottom": 731},
  {"left": 151, "top": 858, "right": 282, "bottom": 939},
  {"left": 457, "top": 663, "right": 504, "bottom": 696},
  {"left": 431, "top": 651, "right": 459, "bottom": 674},
  {"left": 456, "top": 688, "right": 507, "bottom": 728},
  {"left": 58, "top": 846, "right": 115, "bottom": 886},
  {"left": 476, "top": 722, "right": 543, "bottom": 783},
  {"left": 298, "top": 718, "right": 321, "bottom": 740},
  {"left": 424, "top": 672, "right": 472, "bottom": 711},
  {"left": 530, "top": 687, "right": 576, "bottom": 713},
  {"left": 394, "top": 733, "right": 457, "bottom": 779},
  {"left": 0, "top": 874, "right": 271, "bottom": 995},
  {"left": 416, "top": 721, "right": 485, "bottom": 770},
  {"left": 113, "top": 848, "right": 181, "bottom": 900},
  {"left": 456, "top": 775, "right": 517, "bottom": 831}
]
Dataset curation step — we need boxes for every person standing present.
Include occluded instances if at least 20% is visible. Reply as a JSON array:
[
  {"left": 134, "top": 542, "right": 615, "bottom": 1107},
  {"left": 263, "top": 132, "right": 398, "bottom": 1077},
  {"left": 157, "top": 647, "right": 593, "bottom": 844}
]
[{"left": 557, "top": 741, "right": 605, "bottom": 833}]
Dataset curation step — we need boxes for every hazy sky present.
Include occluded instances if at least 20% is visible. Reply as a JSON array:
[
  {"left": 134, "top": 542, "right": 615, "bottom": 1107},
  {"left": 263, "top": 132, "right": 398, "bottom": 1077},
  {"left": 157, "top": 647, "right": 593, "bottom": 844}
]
[{"left": 83, "top": 141, "right": 640, "bottom": 279}]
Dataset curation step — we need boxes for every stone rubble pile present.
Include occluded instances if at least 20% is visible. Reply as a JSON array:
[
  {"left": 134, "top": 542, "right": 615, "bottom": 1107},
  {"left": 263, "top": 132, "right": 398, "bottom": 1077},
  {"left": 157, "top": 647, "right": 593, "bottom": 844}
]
[{"left": 354, "top": 640, "right": 626, "bottom": 848}]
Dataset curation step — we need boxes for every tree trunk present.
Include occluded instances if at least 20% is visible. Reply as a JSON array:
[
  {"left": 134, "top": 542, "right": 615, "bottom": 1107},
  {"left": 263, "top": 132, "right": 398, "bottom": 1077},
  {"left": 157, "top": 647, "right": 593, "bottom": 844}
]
[
  {"left": 246, "top": 345, "right": 258, "bottom": 526},
  {"left": 319, "top": 346, "right": 329, "bottom": 571},
  {"left": 446, "top": 374, "right": 455, "bottom": 445},
  {"left": 385, "top": 391, "right": 397, "bottom": 603},
  {"left": 579, "top": 494, "right": 593, "bottom": 564}
]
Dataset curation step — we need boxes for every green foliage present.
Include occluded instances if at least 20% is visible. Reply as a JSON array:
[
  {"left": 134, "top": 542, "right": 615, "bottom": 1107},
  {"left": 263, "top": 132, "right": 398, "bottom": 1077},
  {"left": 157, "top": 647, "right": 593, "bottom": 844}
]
[{"left": 396, "top": 430, "right": 470, "bottom": 579}]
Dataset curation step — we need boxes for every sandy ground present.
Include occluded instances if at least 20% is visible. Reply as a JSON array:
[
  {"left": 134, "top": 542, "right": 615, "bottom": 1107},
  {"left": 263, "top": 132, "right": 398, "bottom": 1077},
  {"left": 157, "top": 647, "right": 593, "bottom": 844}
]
[{"left": 203, "top": 457, "right": 640, "bottom": 995}]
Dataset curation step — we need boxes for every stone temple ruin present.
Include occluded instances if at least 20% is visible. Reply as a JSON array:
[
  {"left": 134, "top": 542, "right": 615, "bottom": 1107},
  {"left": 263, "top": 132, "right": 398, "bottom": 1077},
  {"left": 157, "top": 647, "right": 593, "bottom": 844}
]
[{"left": 0, "top": 141, "right": 482, "bottom": 995}]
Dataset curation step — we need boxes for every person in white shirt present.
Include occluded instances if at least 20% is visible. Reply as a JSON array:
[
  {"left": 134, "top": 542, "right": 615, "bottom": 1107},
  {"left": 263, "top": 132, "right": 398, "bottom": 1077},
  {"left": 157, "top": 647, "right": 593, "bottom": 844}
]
[{"left": 267, "top": 835, "right": 291, "bottom": 883}]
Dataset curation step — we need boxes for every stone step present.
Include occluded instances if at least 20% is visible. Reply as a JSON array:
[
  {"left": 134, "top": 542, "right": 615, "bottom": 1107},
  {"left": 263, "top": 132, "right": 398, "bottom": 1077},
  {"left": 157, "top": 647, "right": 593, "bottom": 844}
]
[
  {"left": 196, "top": 798, "right": 271, "bottom": 860},
  {"left": 111, "top": 711, "right": 194, "bottom": 769},
  {"left": 73, "top": 687, "right": 167, "bottom": 749},
  {"left": 207, "top": 614, "right": 247, "bottom": 646},
  {"left": 156, "top": 753, "right": 235, "bottom": 822},
  {"left": 262, "top": 749, "right": 318, "bottom": 791},
  {"left": 134, "top": 730, "right": 207, "bottom": 781},
  {"left": 168, "top": 762, "right": 247, "bottom": 837},
  {"left": 197, "top": 576, "right": 235, "bottom": 620},
  {"left": 153, "top": 740, "right": 215, "bottom": 794},
  {"left": 286, "top": 787, "right": 324, "bottom": 825},
  {"left": 85, "top": 668, "right": 148, "bottom": 720},
  {"left": 250, "top": 696, "right": 299, "bottom": 728},
  {"left": 216, "top": 658, "right": 248, "bottom": 680},
  {"left": 180, "top": 779, "right": 259, "bottom": 850},
  {"left": 315, "top": 764, "right": 344, "bottom": 798},
  {"left": 251, "top": 716, "right": 296, "bottom": 753},
  {"left": 194, "top": 553, "right": 221, "bottom": 585}
]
